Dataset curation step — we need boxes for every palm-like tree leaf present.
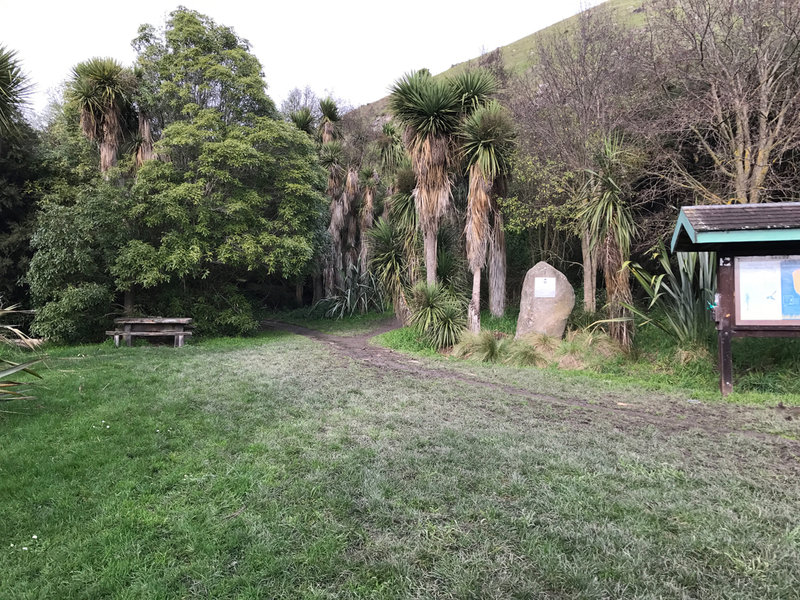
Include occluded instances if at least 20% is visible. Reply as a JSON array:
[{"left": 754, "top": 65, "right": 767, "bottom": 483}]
[
  {"left": 0, "top": 45, "right": 31, "bottom": 135},
  {"left": 459, "top": 101, "right": 516, "bottom": 182},
  {"left": 0, "top": 358, "right": 43, "bottom": 401},
  {"left": 449, "top": 68, "right": 498, "bottom": 115},
  {"left": 0, "top": 358, "right": 42, "bottom": 380},
  {"left": 319, "top": 97, "right": 340, "bottom": 123},
  {"left": 389, "top": 71, "right": 460, "bottom": 140},
  {"left": 290, "top": 106, "right": 315, "bottom": 135}
]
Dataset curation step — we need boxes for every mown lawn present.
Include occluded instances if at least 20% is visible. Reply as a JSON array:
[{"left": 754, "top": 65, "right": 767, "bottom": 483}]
[{"left": 1, "top": 330, "right": 799, "bottom": 599}]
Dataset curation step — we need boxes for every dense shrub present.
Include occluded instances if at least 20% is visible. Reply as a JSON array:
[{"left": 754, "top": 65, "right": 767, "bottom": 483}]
[{"left": 30, "top": 283, "right": 112, "bottom": 344}]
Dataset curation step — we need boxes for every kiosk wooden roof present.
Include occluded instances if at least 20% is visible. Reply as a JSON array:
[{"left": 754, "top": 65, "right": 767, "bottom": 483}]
[{"left": 670, "top": 202, "right": 800, "bottom": 254}]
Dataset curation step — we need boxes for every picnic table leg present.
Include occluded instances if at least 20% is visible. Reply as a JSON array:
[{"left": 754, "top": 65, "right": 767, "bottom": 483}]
[{"left": 114, "top": 334, "right": 120, "bottom": 348}]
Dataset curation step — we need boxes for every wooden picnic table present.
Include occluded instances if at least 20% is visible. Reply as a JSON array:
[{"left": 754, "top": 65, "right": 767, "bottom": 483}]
[{"left": 106, "top": 317, "right": 193, "bottom": 347}]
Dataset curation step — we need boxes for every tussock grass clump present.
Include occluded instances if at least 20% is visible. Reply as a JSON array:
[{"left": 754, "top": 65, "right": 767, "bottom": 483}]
[
  {"left": 556, "top": 329, "right": 622, "bottom": 370},
  {"left": 451, "top": 327, "right": 625, "bottom": 370},
  {"left": 453, "top": 330, "right": 507, "bottom": 362},
  {"left": 504, "top": 341, "right": 549, "bottom": 367},
  {"left": 519, "top": 332, "right": 560, "bottom": 355}
]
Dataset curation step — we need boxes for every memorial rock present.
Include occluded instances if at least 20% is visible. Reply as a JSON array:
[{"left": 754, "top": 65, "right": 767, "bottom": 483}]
[{"left": 515, "top": 261, "right": 575, "bottom": 339}]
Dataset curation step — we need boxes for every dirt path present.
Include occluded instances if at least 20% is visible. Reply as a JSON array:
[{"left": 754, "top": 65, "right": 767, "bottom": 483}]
[{"left": 261, "top": 319, "right": 800, "bottom": 465}]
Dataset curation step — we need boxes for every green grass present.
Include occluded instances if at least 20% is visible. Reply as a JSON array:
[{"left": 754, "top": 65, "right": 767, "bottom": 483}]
[
  {"left": 375, "top": 310, "right": 800, "bottom": 406},
  {"left": 439, "top": 0, "right": 646, "bottom": 80},
  {"left": 1, "top": 333, "right": 799, "bottom": 598},
  {"left": 265, "top": 308, "right": 395, "bottom": 336}
]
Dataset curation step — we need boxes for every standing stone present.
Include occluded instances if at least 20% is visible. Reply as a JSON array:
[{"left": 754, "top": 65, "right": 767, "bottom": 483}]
[{"left": 515, "top": 261, "right": 575, "bottom": 339}]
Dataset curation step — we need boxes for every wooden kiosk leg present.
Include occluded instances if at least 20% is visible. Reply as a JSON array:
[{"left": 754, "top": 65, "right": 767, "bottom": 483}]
[
  {"left": 717, "top": 256, "right": 734, "bottom": 396},
  {"left": 718, "top": 327, "right": 733, "bottom": 396}
]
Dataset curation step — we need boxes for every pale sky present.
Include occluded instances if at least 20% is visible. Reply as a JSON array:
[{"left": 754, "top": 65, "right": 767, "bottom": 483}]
[{"left": 1, "top": 0, "right": 603, "bottom": 117}]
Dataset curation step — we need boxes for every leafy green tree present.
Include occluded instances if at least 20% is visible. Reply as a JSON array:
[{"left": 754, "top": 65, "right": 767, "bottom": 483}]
[
  {"left": 0, "top": 47, "right": 38, "bottom": 306},
  {"left": 0, "top": 120, "right": 41, "bottom": 306},
  {"left": 133, "top": 7, "right": 276, "bottom": 130},
  {"left": 28, "top": 180, "right": 129, "bottom": 342},
  {"left": 27, "top": 8, "right": 326, "bottom": 341},
  {"left": 116, "top": 109, "right": 326, "bottom": 297}
]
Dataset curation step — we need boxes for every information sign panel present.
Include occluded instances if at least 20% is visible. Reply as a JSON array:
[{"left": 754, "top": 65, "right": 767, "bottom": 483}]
[
  {"left": 534, "top": 277, "right": 556, "bottom": 298},
  {"left": 735, "top": 256, "right": 800, "bottom": 325}
]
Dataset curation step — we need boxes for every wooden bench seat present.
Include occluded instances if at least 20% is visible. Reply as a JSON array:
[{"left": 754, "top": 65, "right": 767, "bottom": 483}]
[{"left": 105, "top": 329, "right": 192, "bottom": 347}]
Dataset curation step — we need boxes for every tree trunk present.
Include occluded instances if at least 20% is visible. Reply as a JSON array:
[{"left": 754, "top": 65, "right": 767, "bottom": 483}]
[
  {"left": 123, "top": 289, "right": 134, "bottom": 316},
  {"left": 136, "top": 115, "right": 155, "bottom": 167},
  {"left": 295, "top": 281, "right": 304, "bottom": 306},
  {"left": 313, "top": 273, "right": 323, "bottom": 305},
  {"left": 488, "top": 212, "right": 507, "bottom": 317},
  {"left": 604, "top": 237, "right": 633, "bottom": 350},
  {"left": 468, "top": 269, "right": 481, "bottom": 333},
  {"left": 99, "top": 107, "right": 121, "bottom": 175},
  {"left": 395, "top": 287, "right": 412, "bottom": 325},
  {"left": 581, "top": 229, "right": 597, "bottom": 313},
  {"left": 323, "top": 252, "right": 335, "bottom": 298},
  {"left": 424, "top": 228, "right": 437, "bottom": 285}
]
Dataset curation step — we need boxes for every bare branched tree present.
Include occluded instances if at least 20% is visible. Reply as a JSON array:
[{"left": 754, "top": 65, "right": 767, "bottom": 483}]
[
  {"left": 647, "top": 0, "right": 800, "bottom": 203},
  {"left": 508, "top": 4, "right": 644, "bottom": 311}
]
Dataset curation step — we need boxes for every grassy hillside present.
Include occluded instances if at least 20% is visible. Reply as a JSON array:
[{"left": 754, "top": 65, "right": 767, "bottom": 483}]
[
  {"left": 355, "top": 0, "right": 645, "bottom": 122},
  {"left": 439, "top": 0, "right": 645, "bottom": 80}
]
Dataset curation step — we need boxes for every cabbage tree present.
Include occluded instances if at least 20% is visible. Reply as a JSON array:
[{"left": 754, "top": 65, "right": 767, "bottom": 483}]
[{"left": 460, "top": 101, "right": 515, "bottom": 331}]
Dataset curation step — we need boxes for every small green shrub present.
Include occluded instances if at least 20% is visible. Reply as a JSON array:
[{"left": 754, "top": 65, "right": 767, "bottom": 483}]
[
  {"left": 408, "top": 282, "right": 466, "bottom": 349},
  {"left": 625, "top": 242, "right": 716, "bottom": 348}
]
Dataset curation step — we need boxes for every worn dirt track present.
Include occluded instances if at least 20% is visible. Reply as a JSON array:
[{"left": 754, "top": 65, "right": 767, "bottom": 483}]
[{"left": 261, "top": 319, "right": 800, "bottom": 467}]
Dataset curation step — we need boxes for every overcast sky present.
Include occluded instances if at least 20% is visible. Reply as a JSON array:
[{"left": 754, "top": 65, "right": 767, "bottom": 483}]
[{"left": 1, "top": 0, "right": 603, "bottom": 117}]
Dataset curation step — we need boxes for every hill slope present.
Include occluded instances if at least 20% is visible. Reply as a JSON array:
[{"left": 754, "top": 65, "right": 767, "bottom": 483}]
[{"left": 355, "top": 0, "right": 644, "bottom": 122}]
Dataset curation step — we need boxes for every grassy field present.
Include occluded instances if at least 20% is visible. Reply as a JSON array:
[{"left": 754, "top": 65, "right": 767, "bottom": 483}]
[
  {"left": 1, "top": 325, "right": 799, "bottom": 598},
  {"left": 264, "top": 308, "right": 395, "bottom": 337}
]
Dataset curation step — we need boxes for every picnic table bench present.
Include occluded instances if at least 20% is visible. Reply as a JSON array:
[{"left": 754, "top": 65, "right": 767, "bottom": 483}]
[{"left": 106, "top": 317, "right": 193, "bottom": 347}]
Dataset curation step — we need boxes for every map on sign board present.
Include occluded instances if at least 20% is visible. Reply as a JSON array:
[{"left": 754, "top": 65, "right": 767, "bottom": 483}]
[
  {"left": 737, "top": 256, "right": 800, "bottom": 322},
  {"left": 534, "top": 277, "right": 556, "bottom": 298}
]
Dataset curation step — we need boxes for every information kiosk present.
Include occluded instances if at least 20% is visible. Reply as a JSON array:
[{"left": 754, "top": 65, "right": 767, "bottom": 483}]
[{"left": 671, "top": 203, "right": 800, "bottom": 395}]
